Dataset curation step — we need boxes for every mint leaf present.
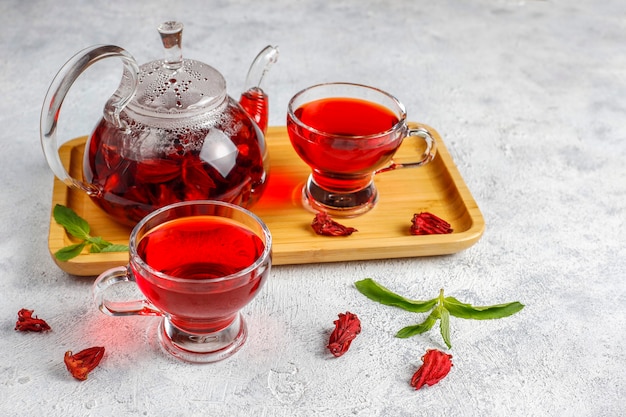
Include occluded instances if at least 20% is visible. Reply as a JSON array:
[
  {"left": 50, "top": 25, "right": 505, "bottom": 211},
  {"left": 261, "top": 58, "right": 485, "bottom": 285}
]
[
  {"left": 52, "top": 204, "right": 129, "bottom": 261},
  {"left": 396, "top": 309, "right": 440, "bottom": 338},
  {"left": 54, "top": 242, "right": 87, "bottom": 261},
  {"left": 355, "top": 278, "right": 437, "bottom": 313},
  {"left": 439, "top": 307, "right": 451, "bottom": 349},
  {"left": 355, "top": 278, "right": 525, "bottom": 349},
  {"left": 100, "top": 244, "right": 129, "bottom": 253},
  {"left": 444, "top": 296, "right": 525, "bottom": 320},
  {"left": 53, "top": 204, "right": 90, "bottom": 240},
  {"left": 87, "top": 236, "right": 112, "bottom": 253},
  {"left": 87, "top": 237, "right": 128, "bottom": 253}
]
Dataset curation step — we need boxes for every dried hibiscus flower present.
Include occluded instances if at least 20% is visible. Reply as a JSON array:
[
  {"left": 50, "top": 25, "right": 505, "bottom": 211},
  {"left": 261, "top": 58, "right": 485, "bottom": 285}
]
[
  {"left": 64, "top": 346, "right": 105, "bottom": 381},
  {"left": 410, "top": 349, "right": 453, "bottom": 390},
  {"left": 410, "top": 212, "right": 453, "bottom": 235},
  {"left": 312, "top": 212, "right": 357, "bottom": 236},
  {"left": 327, "top": 311, "right": 361, "bottom": 357},
  {"left": 14, "top": 308, "right": 51, "bottom": 332}
]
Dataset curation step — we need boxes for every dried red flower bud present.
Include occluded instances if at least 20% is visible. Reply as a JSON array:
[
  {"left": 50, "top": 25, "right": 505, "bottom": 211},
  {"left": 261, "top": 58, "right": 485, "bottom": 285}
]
[
  {"left": 327, "top": 311, "right": 361, "bottom": 357},
  {"left": 135, "top": 158, "right": 179, "bottom": 183},
  {"left": 410, "top": 212, "right": 453, "bottom": 235},
  {"left": 14, "top": 308, "right": 51, "bottom": 332},
  {"left": 64, "top": 346, "right": 105, "bottom": 381},
  {"left": 410, "top": 349, "right": 453, "bottom": 390},
  {"left": 312, "top": 212, "right": 357, "bottom": 236}
]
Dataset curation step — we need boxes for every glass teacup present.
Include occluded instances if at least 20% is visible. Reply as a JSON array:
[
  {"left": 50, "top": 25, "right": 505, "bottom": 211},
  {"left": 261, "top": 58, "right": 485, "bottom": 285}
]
[
  {"left": 93, "top": 200, "right": 272, "bottom": 363},
  {"left": 287, "top": 82, "right": 437, "bottom": 217}
]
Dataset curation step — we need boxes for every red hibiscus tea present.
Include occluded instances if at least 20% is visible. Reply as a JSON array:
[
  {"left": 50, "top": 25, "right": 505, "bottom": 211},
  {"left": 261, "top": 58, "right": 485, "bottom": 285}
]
[
  {"left": 239, "top": 87, "right": 269, "bottom": 134},
  {"left": 94, "top": 201, "right": 272, "bottom": 363},
  {"left": 286, "top": 83, "right": 436, "bottom": 216},
  {"left": 133, "top": 215, "right": 268, "bottom": 332},
  {"left": 287, "top": 97, "right": 402, "bottom": 188}
]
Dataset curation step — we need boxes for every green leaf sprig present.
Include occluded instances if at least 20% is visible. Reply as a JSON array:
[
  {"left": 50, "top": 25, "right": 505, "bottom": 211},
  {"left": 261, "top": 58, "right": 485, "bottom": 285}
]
[
  {"left": 53, "top": 204, "right": 129, "bottom": 261},
  {"left": 355, "top": 278, "right": 524, "bottom": 349}
]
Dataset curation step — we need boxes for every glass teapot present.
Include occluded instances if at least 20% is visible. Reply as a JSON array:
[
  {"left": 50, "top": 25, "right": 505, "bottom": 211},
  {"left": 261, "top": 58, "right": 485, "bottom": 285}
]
[{"left": 41, "top": 21, "right": 279, "bottom": 226}]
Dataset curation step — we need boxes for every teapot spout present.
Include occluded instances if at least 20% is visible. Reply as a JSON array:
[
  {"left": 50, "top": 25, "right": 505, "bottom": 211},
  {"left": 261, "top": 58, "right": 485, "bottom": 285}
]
[
  {"left": 239, "top": 45, "right": 279, "bottom": 134},
  {"left": 243, "top": 45, "right": 279, "bottom": 92}
]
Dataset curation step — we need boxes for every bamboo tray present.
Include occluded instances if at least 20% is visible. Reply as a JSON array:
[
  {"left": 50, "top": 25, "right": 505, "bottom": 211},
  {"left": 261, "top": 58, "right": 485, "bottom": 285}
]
[{"left": 48, "top": 123, "right": 484, "bottom": 276}]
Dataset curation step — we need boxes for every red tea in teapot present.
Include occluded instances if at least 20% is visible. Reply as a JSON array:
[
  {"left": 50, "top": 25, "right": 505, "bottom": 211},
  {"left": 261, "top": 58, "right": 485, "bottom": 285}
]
[
  {"left": 40, "top": 22, "right": 278, "bottom": 228},
  {"left": 239, "top": 87, "right": 269, "bottom": 134},
  {"left": 85, "top": 103, "right": 267, "bottom": 226}
]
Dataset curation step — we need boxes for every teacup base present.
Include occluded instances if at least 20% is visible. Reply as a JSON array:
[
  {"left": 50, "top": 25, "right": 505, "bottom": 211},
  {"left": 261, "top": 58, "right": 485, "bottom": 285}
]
[
  {"left": 158, "top": 313, "right": 248, "bottom": 363},
  {"left": 302, "top": 176, "right": 378, "bottom": 217}
]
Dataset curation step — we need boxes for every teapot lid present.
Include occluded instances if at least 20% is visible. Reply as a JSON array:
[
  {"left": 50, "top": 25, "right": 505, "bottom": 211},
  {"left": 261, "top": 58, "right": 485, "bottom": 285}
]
[{"left": 127, "top": 22, "right": 226, "bottom": 117}]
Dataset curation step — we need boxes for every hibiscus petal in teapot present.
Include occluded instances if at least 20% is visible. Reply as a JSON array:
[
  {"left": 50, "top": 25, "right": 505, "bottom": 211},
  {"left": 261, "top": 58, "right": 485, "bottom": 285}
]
[{"left": 41, "top": 21, "right": 278, "bottom": 226}]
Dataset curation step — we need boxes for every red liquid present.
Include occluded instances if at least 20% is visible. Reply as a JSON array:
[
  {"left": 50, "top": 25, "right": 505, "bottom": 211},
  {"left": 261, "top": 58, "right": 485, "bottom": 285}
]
[
  {"left": 239, "top": 87, "right": 269, "bottom": 134},
  {"left": 133, "top": 216, "right": 269, "bottom": 332},
  {"left": 84, "top": 99, "right": 267, "bottom": 226},
  {"left": 287, "top": 98, "right": 403, "bottom": 190}
]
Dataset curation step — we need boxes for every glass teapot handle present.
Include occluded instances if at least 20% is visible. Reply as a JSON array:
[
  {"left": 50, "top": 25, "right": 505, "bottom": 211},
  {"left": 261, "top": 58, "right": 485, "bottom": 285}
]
[{"left": 40, "top": 45, "right": 139, "bottom": 195}]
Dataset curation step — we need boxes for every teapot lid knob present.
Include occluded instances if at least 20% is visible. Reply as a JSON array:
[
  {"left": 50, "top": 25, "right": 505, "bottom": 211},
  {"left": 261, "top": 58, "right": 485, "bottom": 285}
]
[{"left": 158, "top": 21, "right": 184, "bottom": 70}]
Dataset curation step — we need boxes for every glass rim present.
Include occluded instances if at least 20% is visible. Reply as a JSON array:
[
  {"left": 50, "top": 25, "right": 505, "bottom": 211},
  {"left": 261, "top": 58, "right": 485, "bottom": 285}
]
[
  {"left": 287, "top": 82, "right": 408, "bottom": 140},
  {"left": 128, "top": 200, "right": 272, "bottom": 284}
]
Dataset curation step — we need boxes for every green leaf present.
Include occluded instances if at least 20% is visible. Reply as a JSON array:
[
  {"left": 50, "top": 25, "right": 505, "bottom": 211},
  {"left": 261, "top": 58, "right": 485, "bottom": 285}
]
[
  {"left": 87, "top": 236, "right": 112, "bottom": 253},
  {"left": 51, "top": 204, "right": 129, "bottom": 260},
  {"left": 355, "top": 279, "right": 525, "bottom": 349},
  {"left": 54, "top": 242, "right": 87, "bottom": 261},
  {"left": 86, "top": 236, "right": 128, "bottom": 253},
  {"left": 396, "top": 309, "right": 440, "bottom": 338},
  {"left": 100, "top": 244, "right": 129, "bottom": 253},
  {"left": 444, "top": 296, "right": 524, "bottom": 320},
  {"left": 355, "top": 278, "right": 437, "bottom": 313},
  {"left": 53, "top": 204, "right": 91, "bottom": 240},
  {"left": 439, "top": 307, "right": 451, "bottom": 348}
]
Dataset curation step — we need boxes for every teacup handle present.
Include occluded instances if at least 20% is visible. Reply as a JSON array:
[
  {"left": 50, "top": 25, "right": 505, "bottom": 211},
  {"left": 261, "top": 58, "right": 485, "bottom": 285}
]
[
  {"left": 376, "top": 122, "right": 437, "bottom": 174},
  {"left": 93, "top": 266, "right": 162, "bottom": 317},
  {"left": 40, "top": 45, "right": 139, "bottom": 196}
]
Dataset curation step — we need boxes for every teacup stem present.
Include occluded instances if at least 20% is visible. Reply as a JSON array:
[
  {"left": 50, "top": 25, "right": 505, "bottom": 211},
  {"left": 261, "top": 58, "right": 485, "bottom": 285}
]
[{"left": 303, "top": 175, "right": 379, "bottom": 217}]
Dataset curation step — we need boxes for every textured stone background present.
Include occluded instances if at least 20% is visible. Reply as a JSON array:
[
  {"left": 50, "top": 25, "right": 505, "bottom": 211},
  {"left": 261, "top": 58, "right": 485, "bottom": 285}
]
[{"left": 0, "top": 0, "right": 624, "bottom": 416}]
